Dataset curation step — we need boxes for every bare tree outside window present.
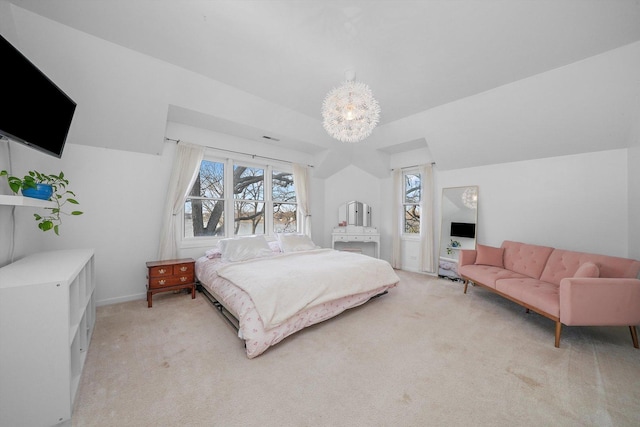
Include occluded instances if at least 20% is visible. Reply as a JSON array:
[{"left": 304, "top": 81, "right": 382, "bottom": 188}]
[
  {"left": 185, "top": 159, "right": 297, "bottom": 238},
  {"left": 404, "top": 173, "right": 421, "bottom": 233},
  {"left": 234, "top": 165, "right": 265, "bottom": 235},
  {"left": 273, "top": 170, "right": 296, "bottom": 233},
  {"left": 185, "top": 160, "right": 225, "bottom": 237}
]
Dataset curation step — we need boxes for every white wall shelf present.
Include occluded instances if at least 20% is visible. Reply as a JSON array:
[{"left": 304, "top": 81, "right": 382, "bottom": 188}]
[
  {"left": 0, "top": 194, "right": 55, "bottom": 208},
  {"left": 0, "top": 249, "right": 96, "bottom": 427}
]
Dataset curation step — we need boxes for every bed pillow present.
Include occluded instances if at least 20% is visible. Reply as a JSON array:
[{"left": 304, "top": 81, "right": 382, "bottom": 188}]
[
  {"left": 574, "top": 261, "right": 600, "bottom": 278},
  {"left": 277, "top": 233, "right": 318, "bottom": 253},
  {"left": 205, "top": 247, "right": 222, "bottom": 259},
  {"left": 474, "top": 244, "right": 504, "bottom": 268},
  {"left": 219, "top": 236, "right": 272, "bottom": 262}
]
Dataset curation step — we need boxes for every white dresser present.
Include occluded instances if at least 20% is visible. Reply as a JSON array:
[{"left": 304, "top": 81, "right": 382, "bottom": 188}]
[
  {"left": 0, "top": 249, "right": 96, "bottom": 427},
  {"left": 332, "top": 226, "right": 380, "bottom": 258}
]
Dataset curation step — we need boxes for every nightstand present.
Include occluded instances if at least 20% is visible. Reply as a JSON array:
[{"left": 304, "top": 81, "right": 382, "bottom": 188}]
[{"left": 146, "top": 258, "right": 196, "bottom": 308}]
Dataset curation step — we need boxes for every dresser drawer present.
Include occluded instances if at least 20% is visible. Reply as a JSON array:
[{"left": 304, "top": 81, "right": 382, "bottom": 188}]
[
  {"left": 173, "top": 263, "right": 194, "bottom": 275},
  {"left": 148, "top": 262, "right": 194, "bottom": 277},
  {"left": 149, "top": 274, "right": 194, "bottom": 288}
]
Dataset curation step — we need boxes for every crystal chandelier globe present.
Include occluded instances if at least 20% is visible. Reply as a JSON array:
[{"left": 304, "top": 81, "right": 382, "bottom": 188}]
[{"left": 322, "top": 71, "right": 381, "bottom": 143}]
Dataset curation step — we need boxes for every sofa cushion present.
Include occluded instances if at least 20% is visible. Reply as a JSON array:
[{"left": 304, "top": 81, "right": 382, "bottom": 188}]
[
  {"left": 501, "top": 241, "right": 554, "bottom": 280},
  {"left": 495, "top": 278, "right": 560, "bottom": 318},
  {"left": 574, "top": 262, "right": 599, "bottom": 278},
  {"left": 474, "top": 244, "right": 504, "bottom": 267},
  {"left": 540, "top": 249, "right": 640, "bottom": 285},
  {"left": 459, "top": 264, "right": 527, "bottom": 289}
]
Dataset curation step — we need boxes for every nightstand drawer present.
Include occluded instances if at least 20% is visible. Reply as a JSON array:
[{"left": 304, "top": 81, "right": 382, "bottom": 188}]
[
  {"left": 173, "top": 263, "right": 194, "bottom": 275},
  {"left": 149, "top": 274, "right": 193, "bottom": 288},
  {"left": 148, "top": 262, "right": 194, "bottom": 277},
  {"left": 149, "top": 265, "right": 172, "bottom": 277}
]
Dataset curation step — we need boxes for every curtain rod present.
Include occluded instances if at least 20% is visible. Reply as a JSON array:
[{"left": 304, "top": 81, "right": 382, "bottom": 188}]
[
  {"left": 165, "top": 137, "right": 314, "bottom": 168},
  {"left": 391, "top": 162, "right": 436, "bottom": 171}
]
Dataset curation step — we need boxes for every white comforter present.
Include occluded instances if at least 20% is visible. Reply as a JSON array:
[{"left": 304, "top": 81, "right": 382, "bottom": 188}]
[{"left": 216, "top": 248, "right": 399, "bottom": 329}]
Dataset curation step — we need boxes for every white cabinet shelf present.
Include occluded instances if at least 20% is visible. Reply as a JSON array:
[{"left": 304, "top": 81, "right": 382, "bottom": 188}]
[
  {"left": 0, "top": 194, "right": 55, "bottom": 208},
  {"left": 0, "top": 249, "right": 96, "bottom": 427}
]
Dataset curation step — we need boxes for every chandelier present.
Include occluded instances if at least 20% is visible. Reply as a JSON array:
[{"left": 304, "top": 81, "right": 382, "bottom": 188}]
[{"left": 321, "top": 70, "right": 381, "bottom": 143}]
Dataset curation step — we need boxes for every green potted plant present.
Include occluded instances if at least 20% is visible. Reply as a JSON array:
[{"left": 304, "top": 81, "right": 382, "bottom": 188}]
[
  {"left": 446, "top": 239, "right": 461, "bottom": 255},
  {"left": 1, "top": 170, "right": 83, "bottom": 235}
]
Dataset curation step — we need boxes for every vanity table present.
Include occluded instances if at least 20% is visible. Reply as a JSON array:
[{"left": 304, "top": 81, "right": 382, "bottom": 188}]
[
  {"left": 333, "top": 201, "right": 380, "bottom": 258},
  {"left": 332, "top": 226, "right": 380, "bottom": 258}
]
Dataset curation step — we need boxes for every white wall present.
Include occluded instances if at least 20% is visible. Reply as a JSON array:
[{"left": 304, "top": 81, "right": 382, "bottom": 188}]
[
  {"left": 436, "top": 149, "right": 629, "bottom": 257},
  {"left": 6, "top": 141, "right": 174, "bottom": 304}
]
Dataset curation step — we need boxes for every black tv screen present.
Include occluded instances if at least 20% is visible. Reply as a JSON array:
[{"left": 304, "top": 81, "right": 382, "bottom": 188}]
[
  {"left": 0, "top": 35, "right": 76, "bottom": 158},
  {"left": 451, "top": 222, "right": 475, "bottom": 238}
]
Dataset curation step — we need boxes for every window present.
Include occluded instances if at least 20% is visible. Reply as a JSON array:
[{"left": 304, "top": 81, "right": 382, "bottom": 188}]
[
  {"left": 233, "top": 164, "right": 265, "bottom": 235},
  {"left": 184, "top": 160, "right": 225, "bottom": 238},
  {"left": 272, "top": 169, "right": 296, "bottom": 233},
  {"left": 403, "top": 172, "right": 421, "bottom": 234},
  {"left": 184, "top": 157, "right": 296, "bottom": 240}
]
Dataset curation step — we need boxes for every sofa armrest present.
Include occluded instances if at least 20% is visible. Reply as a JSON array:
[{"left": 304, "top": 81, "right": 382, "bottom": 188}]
[
  {"left": 459, "top": 249, "right": 477, "bottom": 267},
  {"left": 559, "top": 277, "right": 640, "bottom": 326}
]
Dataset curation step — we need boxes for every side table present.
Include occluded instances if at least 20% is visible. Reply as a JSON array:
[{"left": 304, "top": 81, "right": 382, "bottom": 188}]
[{"left": 146, "top": 258, "right": 196, "bottom": 308}]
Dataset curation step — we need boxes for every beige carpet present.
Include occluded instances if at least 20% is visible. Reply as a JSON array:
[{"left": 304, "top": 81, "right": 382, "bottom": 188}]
[{"left": 72, "top": 270, "right": 640, "bottom": 427}]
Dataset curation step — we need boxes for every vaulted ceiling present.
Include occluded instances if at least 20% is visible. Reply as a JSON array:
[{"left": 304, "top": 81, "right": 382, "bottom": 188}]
[{"left": 8, "top": 0, "right": 640, "bottom": 172}]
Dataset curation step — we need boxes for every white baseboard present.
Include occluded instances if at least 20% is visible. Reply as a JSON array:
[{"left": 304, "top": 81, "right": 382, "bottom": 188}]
[{"left": 97, "top": 292, "right": 146, "bottom": 307}]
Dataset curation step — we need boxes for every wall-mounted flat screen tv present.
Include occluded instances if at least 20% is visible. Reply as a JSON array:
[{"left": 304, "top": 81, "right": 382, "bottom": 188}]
[
  {"left": 0, "top": 35, "right": 76, "bottom": 158},
  {"left": 450, "top": 222, "right": 476, "bottom": 238}
]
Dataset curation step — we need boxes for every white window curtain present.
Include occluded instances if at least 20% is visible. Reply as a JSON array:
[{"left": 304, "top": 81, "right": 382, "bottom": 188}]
[
  {"left": 157, "top": 141, "right": 205, "bottom": 260},
  {"left": 419, "top": 163, "right": 435, "bottom": 273},
  {"left": 391, "top": 168, "right": 403, "bottom": 269},
  {"left": 293, "top": 163, "right": 311, "bottom": 237}
]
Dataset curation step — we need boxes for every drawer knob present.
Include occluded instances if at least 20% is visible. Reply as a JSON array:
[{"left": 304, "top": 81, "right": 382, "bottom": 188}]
[
  {"left": 159, "top": 268, "right": 167, "bottom": 274},
  {"left": 158, "top": 279, "right": 166, "bottom": 285},
  {"left": 180, "top": 266, "right": 188, "bottom": 272},
  {"left": 180, "top": 276, "right": 188, "bottom": 282}
]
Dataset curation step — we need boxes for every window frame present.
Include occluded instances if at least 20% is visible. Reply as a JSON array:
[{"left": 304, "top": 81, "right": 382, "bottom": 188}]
[
  {"left": 402, "top": 169, "right": 422, "bottom": 239},
  {"left": 180, "top": 155, "right": 297, "bottom": 249}
]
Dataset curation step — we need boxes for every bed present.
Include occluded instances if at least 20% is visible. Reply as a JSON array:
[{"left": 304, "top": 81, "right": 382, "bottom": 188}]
[{"left": 195, "top": 234, "right": 399, "bottom": 358}]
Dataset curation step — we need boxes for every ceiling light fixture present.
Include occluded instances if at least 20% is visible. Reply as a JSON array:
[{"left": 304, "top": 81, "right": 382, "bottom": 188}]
[{"left": 322, "top": 70, "right": 380, "bottom": 143}]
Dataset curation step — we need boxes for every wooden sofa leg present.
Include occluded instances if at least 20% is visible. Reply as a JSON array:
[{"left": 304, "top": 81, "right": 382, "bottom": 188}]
[
  {"left": 463, "top": 280, "right": 469, "bottom": 294},
  {"left": 554, "top": 322, "right": 562, "bottom": 348},
  {"left": 630, "top": 326, "right": 639, "bottom": 349}
]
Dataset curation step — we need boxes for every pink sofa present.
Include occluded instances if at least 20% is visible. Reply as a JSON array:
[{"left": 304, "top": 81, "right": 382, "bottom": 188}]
[{"left": 458, "top": 241, "right": 640, "bottom": 348}]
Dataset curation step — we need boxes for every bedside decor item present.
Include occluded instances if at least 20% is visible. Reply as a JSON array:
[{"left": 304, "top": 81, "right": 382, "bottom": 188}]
[
  {"left": 322, "top": 70, "right": 380, "bottom": 143},
  {"left": 1, "top": 170, "right": 83, "bottom": 235}
]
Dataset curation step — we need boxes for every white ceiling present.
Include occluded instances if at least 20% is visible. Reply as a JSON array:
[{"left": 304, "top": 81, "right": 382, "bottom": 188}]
[{"left": 9, "top": 0, "right": 640, "bottom": 169}]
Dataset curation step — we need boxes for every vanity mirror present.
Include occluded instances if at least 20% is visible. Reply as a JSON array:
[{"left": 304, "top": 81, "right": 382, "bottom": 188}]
[
  {"left": 337, "top": 201, "right": 371, "bottom": 227},
  {"left": 438, "top": 186, "right": 478, "bottom": 280}
]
